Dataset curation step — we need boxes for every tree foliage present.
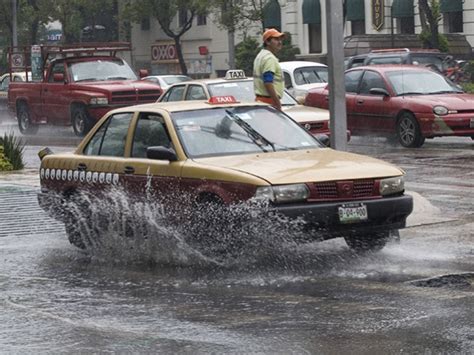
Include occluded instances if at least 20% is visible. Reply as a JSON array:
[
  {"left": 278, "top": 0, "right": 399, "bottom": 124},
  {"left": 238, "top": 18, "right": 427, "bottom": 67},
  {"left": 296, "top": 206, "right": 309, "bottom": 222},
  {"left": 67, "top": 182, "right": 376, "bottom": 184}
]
[{"left": 235, "top": 36, "right": 260, "bottom": 76}]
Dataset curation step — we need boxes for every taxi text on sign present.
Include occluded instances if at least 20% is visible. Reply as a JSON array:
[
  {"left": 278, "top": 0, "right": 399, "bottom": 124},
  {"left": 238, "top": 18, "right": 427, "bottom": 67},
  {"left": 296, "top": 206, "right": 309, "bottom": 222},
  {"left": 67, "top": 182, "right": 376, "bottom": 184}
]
[
  {"left": 372, "top": 0, "right": 384, "bottom": 31},
  {"left": 151, "top": 43, "right": 179, "bottom": 64}
]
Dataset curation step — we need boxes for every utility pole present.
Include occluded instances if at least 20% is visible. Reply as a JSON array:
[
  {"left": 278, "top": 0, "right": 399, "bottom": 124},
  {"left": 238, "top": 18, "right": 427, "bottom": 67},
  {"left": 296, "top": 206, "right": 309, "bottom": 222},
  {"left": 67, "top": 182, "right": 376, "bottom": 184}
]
[
  {"left": 12, "top": 0, "right": 18, "bottom": 47},
  {"left": 326, "top": 0, "right": 347, "bottom": 151}
]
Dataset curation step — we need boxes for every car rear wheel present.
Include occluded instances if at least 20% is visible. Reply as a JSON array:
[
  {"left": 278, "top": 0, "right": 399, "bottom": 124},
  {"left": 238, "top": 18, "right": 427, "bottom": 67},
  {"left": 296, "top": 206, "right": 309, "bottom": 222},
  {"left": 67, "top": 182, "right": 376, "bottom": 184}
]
[
  {"left": 396, "top": 112, "right": 425, "bottom": 148},
  {"left": 344, "top": 231, "right": 390, "bottom": 253},
  {"left": 17, "top": 103, "right": 39, "bottom": 135},
  {"left": 71, "top": 105, "right": 94, "bottom": 137}
]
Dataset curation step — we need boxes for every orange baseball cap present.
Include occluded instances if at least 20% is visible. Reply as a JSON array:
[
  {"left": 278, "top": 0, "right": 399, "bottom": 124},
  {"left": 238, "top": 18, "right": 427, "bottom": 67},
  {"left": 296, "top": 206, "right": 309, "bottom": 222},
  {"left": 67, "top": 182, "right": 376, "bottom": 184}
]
[{"left": 263, "top": 28, "right": 285, "bottom": 42}]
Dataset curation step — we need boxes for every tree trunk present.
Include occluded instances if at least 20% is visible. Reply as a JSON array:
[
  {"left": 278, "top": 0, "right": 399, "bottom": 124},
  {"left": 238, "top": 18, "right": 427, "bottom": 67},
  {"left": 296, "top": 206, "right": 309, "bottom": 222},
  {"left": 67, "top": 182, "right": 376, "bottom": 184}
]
[
  {"left": 418, "top": 0, "right": 439, "bottom": 49},
  {"left": 174, "top": 37, "right": 188, "bottom": 75}
]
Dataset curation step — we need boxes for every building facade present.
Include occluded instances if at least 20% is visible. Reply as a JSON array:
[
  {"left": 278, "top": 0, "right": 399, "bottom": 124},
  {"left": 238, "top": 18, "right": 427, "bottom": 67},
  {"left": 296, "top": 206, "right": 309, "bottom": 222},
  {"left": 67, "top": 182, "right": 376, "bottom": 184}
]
[{"left": 130, "top": 0, "right": 474, "bottom": 77}]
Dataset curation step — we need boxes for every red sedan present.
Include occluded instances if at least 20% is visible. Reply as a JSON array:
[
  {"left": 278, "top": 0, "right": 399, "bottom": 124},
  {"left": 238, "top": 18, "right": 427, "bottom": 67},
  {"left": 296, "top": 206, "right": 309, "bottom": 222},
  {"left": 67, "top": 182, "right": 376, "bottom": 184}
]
[{"left": 305, "top": 65, "right": 474, "bottom": 147}]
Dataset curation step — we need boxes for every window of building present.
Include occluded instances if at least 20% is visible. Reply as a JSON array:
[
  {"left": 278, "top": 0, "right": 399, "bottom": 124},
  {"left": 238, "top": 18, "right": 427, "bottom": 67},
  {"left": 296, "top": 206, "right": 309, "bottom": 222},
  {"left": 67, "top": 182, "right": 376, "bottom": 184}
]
[
  {"left": 444, "top": 12, "right": 463, "bottom": 33},
  {"left": 351, "top": 20, "right": 366, "bottom": 35},
  {"left": 179, "top": 9, "right": 188, "bottom": 27},
  {"left": 141, "top": 17, "right": 150, "bottom": 31},
  {"left": 397, "top": 17, "right": 414, "bottom": 34},
  {"left": 197, "top": 14, "right": 207, "bottom": 26},
  {"left": 308, "top": 23, "right": 322, "bottom": 53}
]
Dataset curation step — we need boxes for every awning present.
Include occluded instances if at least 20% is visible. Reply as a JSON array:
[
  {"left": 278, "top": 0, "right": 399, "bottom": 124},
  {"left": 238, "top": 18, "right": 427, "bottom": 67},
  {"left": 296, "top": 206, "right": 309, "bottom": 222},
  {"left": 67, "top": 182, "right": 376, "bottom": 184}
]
[
  {"left": 263, "top": 0, "right": 281, "bottom": 29},
  {"left": 302, "top": 0, "right": 321, "bottom": 25},
  {"left": 392, "top": 0, "right": 414, "bottom": 18},
  {"left": 440, "top": 0, "right": 462, "bottom": 13},
  {"left": 346, "top": 0, "right": 365, "bottom": 21}
]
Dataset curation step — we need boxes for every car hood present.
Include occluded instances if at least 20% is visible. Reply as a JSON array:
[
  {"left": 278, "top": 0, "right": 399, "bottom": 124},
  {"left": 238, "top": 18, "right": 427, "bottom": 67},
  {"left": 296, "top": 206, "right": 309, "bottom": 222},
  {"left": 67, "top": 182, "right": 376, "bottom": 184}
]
[
  {"left": 76, "top": 80, "right": 160, "bottom": 92},
  {"left": 404, "top": 93, "right": 474, "bottom": 109},
  {"left": 283, "top": 105, "right": 329, "bottom": 123},
  {"left": 195, "top": 149, "right": 403, "bottom": 185}
]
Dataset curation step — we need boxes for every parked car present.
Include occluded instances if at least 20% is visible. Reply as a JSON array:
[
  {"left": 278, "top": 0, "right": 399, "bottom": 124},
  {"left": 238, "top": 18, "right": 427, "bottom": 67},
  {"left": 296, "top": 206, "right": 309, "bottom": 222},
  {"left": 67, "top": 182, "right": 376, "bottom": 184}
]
[
  {"left": 345, "top": 48, "right": 448, "bottom": 72},
  {"left": 305, "top": 65, "right": 474, "bottom": 148},
  {"left": 37, "top": 98, "right": 412, "bottom": 253},
  {"left": 158, "top": 70, "right": 348, "bottom": 140},
  {"left": 141, "top": 75, "right": 192, "bottom": 89},
  {"left": 0, "top": 72, "right": 31, "bottom": 104},
  {"left": 280, "top": 61, "right": 328, "bottom": 98}
]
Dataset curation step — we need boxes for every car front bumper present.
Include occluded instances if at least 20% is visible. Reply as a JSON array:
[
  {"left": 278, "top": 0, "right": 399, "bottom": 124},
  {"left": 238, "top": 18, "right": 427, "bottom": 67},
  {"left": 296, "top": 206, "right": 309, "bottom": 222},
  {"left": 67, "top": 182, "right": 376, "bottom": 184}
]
[
  {"left": 418, "top": 114, "right": 474, "bottom": 137},
  {"left": 271, "top": 194, "right": 413, "bottom": 237}
]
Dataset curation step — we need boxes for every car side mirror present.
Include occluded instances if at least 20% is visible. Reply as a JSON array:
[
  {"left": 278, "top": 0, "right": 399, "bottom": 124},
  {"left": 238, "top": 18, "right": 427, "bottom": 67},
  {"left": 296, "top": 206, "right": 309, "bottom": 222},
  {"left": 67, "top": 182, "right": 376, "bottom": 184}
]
[
  {"left": 139, "top": 69, "right": 149, "bottom": 78},
  {"left": 53, "top": 73, "right": 64, "bottom": 82},
  {"left": 369, "top": 88, "right": 390, "bottom": 96},
  {"left": 315, "top": 134, "right": 330, "bottom": 147},
  {"left": 146, "top": 146, "right": 177, "bottom": 161}
]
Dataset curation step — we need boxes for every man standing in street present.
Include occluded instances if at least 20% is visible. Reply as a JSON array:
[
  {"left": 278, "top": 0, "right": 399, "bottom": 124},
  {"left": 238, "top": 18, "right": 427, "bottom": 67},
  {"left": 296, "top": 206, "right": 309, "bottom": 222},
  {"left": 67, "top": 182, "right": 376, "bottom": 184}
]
[{"left": 253, "top": 28, "right": 285, "bottom": 111}]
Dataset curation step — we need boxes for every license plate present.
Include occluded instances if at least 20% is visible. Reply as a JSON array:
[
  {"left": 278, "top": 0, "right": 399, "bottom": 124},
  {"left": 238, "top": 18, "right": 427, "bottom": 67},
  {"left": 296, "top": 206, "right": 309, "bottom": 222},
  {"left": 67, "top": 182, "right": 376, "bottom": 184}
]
[
  {"left": 470, "top": 118, "right": 474, "bottom": 128},
  {"left": 338, "top": 203, "right": 368, "bottom": 224}
]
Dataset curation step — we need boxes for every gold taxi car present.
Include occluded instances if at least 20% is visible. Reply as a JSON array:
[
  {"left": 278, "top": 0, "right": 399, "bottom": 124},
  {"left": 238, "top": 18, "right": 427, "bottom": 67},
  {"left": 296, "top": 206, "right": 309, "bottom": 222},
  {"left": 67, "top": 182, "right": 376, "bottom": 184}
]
[{"left": 38, "top": 97, "right": 412, "bottom": 252}]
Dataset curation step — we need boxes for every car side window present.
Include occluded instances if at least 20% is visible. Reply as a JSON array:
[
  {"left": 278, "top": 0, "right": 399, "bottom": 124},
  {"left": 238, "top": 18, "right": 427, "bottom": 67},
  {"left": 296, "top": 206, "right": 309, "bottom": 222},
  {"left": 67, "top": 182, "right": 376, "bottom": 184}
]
[
  {"left": 185, "top": 85, "right": 206, "bottom": 100},
  {"left": 283, "top": 72, "right": 292, "bottom": 88},
  {"left": 131, "top": 113, "right": 171, "bottom": 158},
  {"left": 48, "top": 62, "right": 65, "bottom": 83},
  {"left": 359, "top": 71, "right": 387, "bottom": 95},
  {"left": 344, "top": 70, "right": 363, "bottom": 93},
  {"left": 0, "top": 77, "right": 9, "bottom": 91},
  {"left": 83, "top": 112, "right": 133, "bottom": 157},
  {"left": 166, "top": 86, "right": 185, "bottom": 101}
]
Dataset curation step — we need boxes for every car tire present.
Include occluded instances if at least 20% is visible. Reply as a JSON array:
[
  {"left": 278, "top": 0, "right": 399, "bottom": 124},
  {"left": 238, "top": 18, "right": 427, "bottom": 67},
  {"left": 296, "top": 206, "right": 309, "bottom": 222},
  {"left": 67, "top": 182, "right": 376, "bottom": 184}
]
[
  {"left": 396, "top": 112, "right": 425, "bottom": 148},
  {"left": 71, "top": 105, "right": 94, "bottom": 137},
  {"left": 17, "top": 102, "right": 39, "bottom": 135},
  {"left": 344, "top": 231, "right": 390, "bottom": 253}
]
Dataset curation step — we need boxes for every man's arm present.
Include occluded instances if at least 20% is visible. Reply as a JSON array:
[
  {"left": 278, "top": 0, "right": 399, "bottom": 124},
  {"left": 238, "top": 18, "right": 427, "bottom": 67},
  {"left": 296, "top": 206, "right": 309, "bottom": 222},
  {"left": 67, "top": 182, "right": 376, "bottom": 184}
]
[{"left": 262, "top": 71, "right": 281, "bottom": 111}]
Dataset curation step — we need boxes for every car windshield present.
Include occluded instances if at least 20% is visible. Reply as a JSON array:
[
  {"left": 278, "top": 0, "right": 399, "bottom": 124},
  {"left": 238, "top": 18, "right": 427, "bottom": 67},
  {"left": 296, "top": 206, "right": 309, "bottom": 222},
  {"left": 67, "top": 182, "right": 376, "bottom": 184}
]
[
  {"left": 386, "top": 70, "right": 462, "bottom": 95},
  {"left": 163, "top": 76, "right": 191, "bottom": 85},
  {"left": 172, "top": 106, "right": 321, "bottom": 158},
  {"left": 294, "top": 66, "right": 328, "bottom": 85},
  {"left": 208, "top": 80, "right": 296, "bottom": 105},
  {"left": 68, "top": 59, "right": 137, "bottom": 82}
]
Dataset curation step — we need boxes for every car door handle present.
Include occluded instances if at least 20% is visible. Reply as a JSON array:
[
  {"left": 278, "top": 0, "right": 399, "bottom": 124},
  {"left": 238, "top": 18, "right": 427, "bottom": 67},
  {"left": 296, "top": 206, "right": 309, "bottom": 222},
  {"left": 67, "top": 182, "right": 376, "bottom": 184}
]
[
  {"left": 357, "top": 99, "right": 364, "bottom": 105},
  {"left": 77, "top": 163, "right": 87, "bottom": 171},
  {"left": 124, "top": 166, "right": 135, "bottom": 174}
]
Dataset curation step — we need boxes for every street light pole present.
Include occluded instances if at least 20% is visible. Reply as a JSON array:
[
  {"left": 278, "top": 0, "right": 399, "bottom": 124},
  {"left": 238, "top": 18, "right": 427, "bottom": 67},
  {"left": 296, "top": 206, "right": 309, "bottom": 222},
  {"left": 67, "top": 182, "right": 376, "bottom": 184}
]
[
  {"left": 12, "top": 0, "right": 18, "bottom": 47},
  {"left": 326, "top": 0, "right": 347, "bottom": 151}
]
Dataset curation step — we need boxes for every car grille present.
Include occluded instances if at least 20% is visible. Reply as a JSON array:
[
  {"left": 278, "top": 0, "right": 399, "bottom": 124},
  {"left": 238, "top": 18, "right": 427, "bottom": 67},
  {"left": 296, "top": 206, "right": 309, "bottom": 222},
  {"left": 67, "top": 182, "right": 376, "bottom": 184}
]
[
  {"left": 309, "top": 179, "right": 378, "bottom": 201},
  {"left": 111, "top": 89, "right": 161, "bottom": 104}
]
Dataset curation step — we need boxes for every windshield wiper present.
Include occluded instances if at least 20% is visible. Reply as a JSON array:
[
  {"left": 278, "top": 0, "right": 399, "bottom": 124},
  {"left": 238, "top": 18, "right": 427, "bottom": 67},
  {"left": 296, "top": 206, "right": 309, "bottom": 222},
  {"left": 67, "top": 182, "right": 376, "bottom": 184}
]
[
  {"left": 74, "top": 78, "right": 99, "bottom": 82},
  {"left": 427, "top": 90, "right": 462, "bottom": 95},
  {"left": 397, "top": 92, "right": 424, "bottom": 96},
  {"left": 106, "top": 76, "right": 130, "bottom": 81},
  {"left": 225, "top": 109, "right": 276, "bottom": 152}
]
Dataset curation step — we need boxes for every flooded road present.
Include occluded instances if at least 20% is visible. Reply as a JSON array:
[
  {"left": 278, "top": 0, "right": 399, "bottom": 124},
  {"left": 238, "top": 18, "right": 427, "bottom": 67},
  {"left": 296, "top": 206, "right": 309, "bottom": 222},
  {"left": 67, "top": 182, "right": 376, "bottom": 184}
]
[{"left": 0, "top": 117, "right": 473, "bottom": 353}]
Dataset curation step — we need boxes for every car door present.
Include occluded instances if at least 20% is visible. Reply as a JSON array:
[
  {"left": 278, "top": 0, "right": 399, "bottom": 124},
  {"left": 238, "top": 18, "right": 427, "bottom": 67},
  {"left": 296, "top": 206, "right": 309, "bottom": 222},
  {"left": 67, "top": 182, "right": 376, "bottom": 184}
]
[
  {"left": 121, "top": 111, "right": 183, "bottom": 201},
  {"left": 344, "top": 70, "right": 363, "bottom": 132},
  {"left": 41, "top": 61, "right": 70, "bottom": 123},
  {"left": 352, "top": 70, "right": 392, "bottom": 133}
]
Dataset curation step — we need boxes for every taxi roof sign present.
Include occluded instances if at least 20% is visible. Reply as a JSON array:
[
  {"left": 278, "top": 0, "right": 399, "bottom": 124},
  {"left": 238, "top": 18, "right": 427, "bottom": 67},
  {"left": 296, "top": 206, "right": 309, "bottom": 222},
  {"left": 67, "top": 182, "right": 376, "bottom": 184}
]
[
  {"left": 224, "top": 70, "right": 246, "bottom": 80},
  {"left": 208, "top": 96, "right": 239, "bottom": 104}
]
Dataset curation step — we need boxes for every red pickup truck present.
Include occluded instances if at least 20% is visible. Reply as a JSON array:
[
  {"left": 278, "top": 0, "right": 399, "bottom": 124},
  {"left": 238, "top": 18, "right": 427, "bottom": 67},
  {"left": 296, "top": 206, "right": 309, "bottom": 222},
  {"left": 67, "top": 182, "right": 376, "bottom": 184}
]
[{"left": 8, "top": 43, "right": 162, "bottom": 136}]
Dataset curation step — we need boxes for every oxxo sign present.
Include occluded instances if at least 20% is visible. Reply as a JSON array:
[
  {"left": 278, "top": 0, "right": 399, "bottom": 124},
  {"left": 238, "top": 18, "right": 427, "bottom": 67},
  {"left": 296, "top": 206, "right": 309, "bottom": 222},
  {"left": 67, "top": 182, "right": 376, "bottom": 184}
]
[{"left": 151, "top": 43, "right": 178, "bottom": 63}]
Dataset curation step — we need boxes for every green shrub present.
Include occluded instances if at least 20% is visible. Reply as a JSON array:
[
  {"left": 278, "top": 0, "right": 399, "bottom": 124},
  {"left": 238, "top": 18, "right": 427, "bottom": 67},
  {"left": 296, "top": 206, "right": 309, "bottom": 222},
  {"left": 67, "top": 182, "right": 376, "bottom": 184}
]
[
  {"left": 0, "top": 145, "right": 13, "bottom": 171},
  {"left": 461, "top": 82, "right": 474, "bottom": 93},
  {"left": 235, "top": 36, "right": 260, "bottom": 76},
  {"left": 0, "top": 132, "right": 25, "bottom": 170}
]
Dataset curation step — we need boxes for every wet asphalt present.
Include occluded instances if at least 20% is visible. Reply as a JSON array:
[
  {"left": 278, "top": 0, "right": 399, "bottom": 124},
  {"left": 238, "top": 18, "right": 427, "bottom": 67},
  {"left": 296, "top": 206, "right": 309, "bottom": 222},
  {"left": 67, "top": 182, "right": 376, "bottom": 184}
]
[{"left": 0, "top": 112, "right": 473, "bottom": 353}]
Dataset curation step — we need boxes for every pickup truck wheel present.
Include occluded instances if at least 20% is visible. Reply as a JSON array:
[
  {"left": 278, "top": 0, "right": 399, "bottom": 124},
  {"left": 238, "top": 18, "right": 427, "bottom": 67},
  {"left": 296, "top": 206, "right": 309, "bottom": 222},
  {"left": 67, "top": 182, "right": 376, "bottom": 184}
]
[
  {"left": 72, "top": 105, "right": 93, "bottom": 137},
  {"left": 17, "top": 103, "right": 39, "bottom": 135},
  {"left": 396, "top": 112, "right": 425, "bottom": 148},
  {"left": 344, "top": 231, "right": 390, "bottom": 253}
]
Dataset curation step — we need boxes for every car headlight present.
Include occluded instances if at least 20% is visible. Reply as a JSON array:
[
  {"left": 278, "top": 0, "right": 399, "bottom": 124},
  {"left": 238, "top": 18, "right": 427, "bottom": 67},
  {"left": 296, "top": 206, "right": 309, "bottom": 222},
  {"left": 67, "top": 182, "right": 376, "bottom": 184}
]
[
  {"left": 90, "top": 97, "right": 108, "bottom": 105},
  {"left": 254, "top": 184, "right": 309, "bottom": 203},
  {"left": 433, "top": 106, "right": 448, "bottom": 116},
  {"left": 379, "top": 176, "right": 404, "bottom": 196}
]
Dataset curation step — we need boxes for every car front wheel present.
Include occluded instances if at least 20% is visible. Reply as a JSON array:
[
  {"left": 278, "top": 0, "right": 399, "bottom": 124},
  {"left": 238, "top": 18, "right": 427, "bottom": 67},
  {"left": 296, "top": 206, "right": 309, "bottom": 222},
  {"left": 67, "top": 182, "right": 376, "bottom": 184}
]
[
  {"left": 344, "top": 231, "right": 390, "bottom": 253},
  {"left": 397, "top": 112, "right": 425, "bottom": 148},
  {"left": 71, "top": 105, "right": 94, "bottom": 137}
]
